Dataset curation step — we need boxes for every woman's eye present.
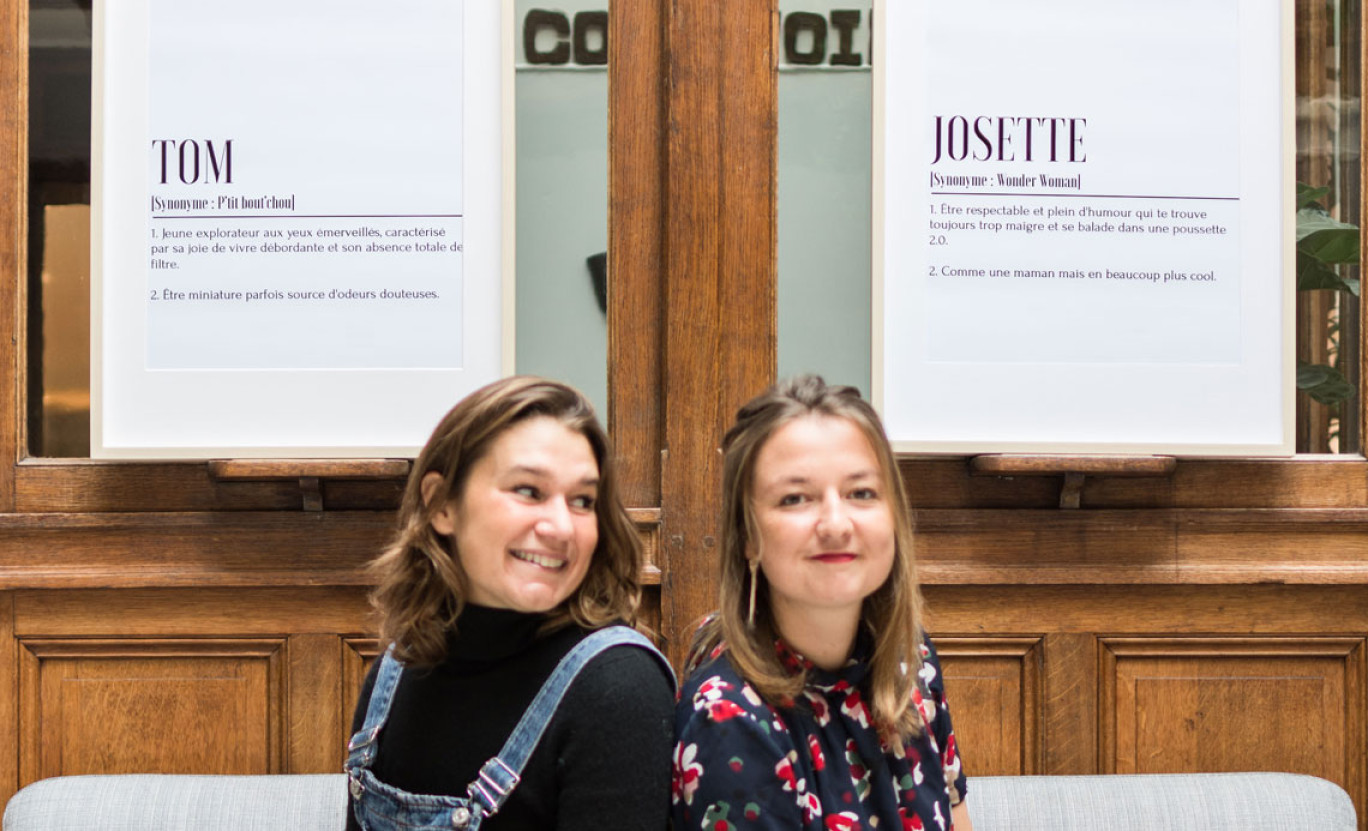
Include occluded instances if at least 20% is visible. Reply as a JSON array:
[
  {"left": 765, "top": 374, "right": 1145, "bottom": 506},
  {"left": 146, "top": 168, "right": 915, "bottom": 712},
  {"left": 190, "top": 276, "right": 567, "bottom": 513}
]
[
  {"left": 778, "top": 493, "right": 806, "bottom": 507},
  {"left": 570, "top": 494, "right": 596, "bottom": 511},
  {"left": 850, "top": 488, "right": 878, "bottom": 501},
  {"left": 513, "top": 485, "right": 542, "bottom": 500}
]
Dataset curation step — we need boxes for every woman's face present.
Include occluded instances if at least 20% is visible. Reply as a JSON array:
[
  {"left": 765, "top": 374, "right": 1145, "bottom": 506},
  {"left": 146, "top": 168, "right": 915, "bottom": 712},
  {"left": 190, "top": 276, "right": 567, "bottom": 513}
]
[
  {"left": 425, "top": 415, "right": 600, "bottom": 613},
  {"left": 749, "top": 414, "right": 896, "bottom": 631}
]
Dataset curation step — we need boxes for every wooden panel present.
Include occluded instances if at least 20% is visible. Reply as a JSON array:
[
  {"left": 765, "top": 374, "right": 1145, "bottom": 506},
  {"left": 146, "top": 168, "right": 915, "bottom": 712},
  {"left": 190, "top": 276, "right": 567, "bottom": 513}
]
[
  {"left": 15, "top": 587, "right": 370, "bottom": 636},
  {"left": 1041, "top": 633, "right": 1098, "bottom": 775},
  {"left": 934, "top": 637, "right": 1041, "bottom": 777},
  {"left": 19, "top": 639, "right": 285, "bottom": 783},
  {"left": 287, "top": 634, "right": 343, "bottom": 774},
  {"left": 1101, "top": 637, "right": 1365, "bottom": 818}
]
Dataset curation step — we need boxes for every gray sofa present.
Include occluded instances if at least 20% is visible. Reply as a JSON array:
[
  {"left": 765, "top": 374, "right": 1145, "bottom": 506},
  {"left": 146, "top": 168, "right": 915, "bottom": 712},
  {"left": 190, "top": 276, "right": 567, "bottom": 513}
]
[{"left": 1, "top": 771, "right": 1357, "bottom": 829}]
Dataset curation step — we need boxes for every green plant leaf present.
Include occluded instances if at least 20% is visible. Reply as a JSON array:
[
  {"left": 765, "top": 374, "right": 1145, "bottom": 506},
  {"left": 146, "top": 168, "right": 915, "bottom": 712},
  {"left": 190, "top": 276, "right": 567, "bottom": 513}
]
[
  {"left": 1297, "top": 250, "right": 1361, "bottom": 295},
  {"left": 1297, "top": 182, "right": 1331, "bottom": 210},
  {"left": 1296, "top": 209, "right": 1361, "bottom": 264},
  {"left": 1297, "top": 361, "right": 1356, "bottom": 405}
]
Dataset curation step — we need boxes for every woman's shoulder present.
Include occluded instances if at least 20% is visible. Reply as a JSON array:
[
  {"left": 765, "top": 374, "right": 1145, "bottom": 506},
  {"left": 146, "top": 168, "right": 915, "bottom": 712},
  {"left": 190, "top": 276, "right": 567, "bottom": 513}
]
[
  {"left": 560, "top": 626, "right": 676, "bottom": 710},
  {"left": 676, "top": 649, "right": 777, "bottom": 726}
]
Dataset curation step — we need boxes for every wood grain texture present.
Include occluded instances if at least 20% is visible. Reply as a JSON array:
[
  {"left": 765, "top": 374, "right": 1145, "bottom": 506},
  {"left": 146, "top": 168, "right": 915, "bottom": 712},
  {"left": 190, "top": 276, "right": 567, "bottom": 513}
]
[
  {"left": 0, "top": 594, "right": 17, "bottom": 807},
  {"left": 934, "top": 637, "right": 1041, "bottom": 777},
  {"left": 1042, "top": 633, "right": 1099, "bottom": 775},
  {"left": 915, "top": 508, "right": 1368, "bottom": 584},
  {"left": 14, "top": 588, "right": 371, "bottom": 637},
  {"left": 0, "top": 512, "right": 388, "bottom": 588},
  {"left": 207, "top": 460, "right": 410, "bottom": 480},
  {"left": 607, "top": 0, "right": 667, "bottom": 510},
  {"left": 340, "top": 638, "right": 381, "bottom": 754},
  {"left": 19, "top": 639, "right": 285, "bottom": 783},
  {"left": 16, "top": 461, "right": 404, "bottom": 513},
  {"left": 287, "top": 634, "right": 343, "bottom": 774},
  {"left": 0, "top": 0, "right": 22, "bottom": 512},
  {"left": 1101, "top": 637, "right": 1364, "bottom": 818},
  {"left": 902, "top": 457, "right": 1368, "bottom": 511},
  {"left": 970, "top": 455, "right": 1176, "bottom": 477},
  {"left": 659, "top": 0, "right": 776, "bottom": 667}
]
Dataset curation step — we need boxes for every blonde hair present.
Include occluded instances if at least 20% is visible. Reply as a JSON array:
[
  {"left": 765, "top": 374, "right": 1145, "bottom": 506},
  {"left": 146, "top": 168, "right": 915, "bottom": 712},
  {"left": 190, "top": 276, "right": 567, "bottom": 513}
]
[
  {"left": 370, "top": 376, "right": 643, "bottom": 667},
  {"left": 689, "top": 374, "right": 926, "bottom": 739}
]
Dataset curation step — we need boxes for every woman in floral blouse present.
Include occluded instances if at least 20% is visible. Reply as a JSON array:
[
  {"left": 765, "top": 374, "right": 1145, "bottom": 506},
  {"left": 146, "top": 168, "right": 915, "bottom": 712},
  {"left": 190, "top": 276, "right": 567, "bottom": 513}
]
[{"left": 673, "top": 375, "right": 972, "bottom": 831}]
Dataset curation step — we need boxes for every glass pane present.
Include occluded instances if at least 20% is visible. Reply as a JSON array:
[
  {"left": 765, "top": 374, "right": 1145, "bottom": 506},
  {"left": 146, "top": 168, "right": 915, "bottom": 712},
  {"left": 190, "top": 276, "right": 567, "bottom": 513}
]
[
  {"left": 777, "top": 1, "right": 872, "bottom": 397},
  {"left": 777, "top": 0, "right": 1363, "bottom": 452},
  {"left": 514, "top": 0, "right": 609, "bottom": 417},
  {"left": 25, "top": 2, "right": 611, "bottom": 457},
  {"left": 28, "top": 0, "right": 92, "bottom": 458},
  {"left": 1295, "top": 0, "right": 1361, "bottom": 453}
]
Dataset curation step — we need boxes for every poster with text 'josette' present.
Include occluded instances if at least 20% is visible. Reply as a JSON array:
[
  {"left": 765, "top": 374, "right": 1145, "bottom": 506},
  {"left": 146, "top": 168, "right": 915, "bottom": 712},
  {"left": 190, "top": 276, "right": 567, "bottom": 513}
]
[
  {"left": 92, "top": 0, "right": 510, "bottom": 458},
  {"left": 876, "top": 0, "right": 1293, "bottom": 455}
]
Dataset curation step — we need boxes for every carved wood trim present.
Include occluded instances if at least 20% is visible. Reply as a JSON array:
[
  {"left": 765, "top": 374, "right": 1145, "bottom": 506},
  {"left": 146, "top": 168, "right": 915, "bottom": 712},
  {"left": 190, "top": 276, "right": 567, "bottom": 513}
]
[
  {"left": 933, "top": 636, "right": 1042, "bottom": 776},
  {"left": 341, "top": 637, "right": 381, "bottom": 745}
]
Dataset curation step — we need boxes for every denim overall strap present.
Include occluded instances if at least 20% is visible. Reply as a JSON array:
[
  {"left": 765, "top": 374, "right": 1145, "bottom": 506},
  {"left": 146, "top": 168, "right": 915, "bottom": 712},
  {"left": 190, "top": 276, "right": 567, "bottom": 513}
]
[
  {"left": 345, "top": 645, "right": 404, "bottom": 771},
  {"left": 465, "top": 625, "right": 672, "bottom": 819}
]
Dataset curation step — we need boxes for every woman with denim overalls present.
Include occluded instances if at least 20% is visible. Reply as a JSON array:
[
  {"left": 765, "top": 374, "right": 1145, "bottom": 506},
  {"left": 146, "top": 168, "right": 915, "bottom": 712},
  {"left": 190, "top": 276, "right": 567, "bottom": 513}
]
[{"left": 345, "top": 377, "right": 676, "bottom": 831}]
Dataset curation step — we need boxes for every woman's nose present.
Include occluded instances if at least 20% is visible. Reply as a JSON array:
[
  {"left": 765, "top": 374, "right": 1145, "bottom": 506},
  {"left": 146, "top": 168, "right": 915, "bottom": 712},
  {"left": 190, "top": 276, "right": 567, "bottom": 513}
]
[
  {"left": 815, "top": 492, "right": 853, "bottom": 539},
  {"left": 536, "top": 497, "right": 574, "bottom": 540}
]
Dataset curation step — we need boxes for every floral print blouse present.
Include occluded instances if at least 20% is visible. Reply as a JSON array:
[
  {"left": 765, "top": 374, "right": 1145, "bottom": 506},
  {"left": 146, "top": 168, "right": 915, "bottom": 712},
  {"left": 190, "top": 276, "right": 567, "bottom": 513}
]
[{"left": 672, "top": 635, "right": 966, "bottom": 831}]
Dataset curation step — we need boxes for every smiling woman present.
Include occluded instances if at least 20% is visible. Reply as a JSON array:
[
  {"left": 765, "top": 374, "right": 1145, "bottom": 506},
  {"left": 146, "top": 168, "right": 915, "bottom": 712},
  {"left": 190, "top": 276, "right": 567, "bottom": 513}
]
[
  {"left": 345, "top": 376, "right": 675, "bottom": 831},
  {"left": 673, "top": 376, "right": 971, "bottom": 831}
]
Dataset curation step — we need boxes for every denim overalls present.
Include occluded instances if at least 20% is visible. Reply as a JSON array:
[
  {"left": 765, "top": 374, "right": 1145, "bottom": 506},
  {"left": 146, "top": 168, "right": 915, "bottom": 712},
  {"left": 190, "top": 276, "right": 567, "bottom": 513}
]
[{"left": 345, "top": 625, "right": 675, "bottom": 831}]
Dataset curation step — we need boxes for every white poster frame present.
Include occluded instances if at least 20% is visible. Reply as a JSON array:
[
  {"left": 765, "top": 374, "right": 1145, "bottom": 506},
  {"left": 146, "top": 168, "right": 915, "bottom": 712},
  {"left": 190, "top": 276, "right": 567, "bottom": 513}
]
[
  {"left": 91, "top": 0, "right": 515, "bottom": 459},
  {"left": 873, "top": 0, "right": 1295, "bottom": 457}
]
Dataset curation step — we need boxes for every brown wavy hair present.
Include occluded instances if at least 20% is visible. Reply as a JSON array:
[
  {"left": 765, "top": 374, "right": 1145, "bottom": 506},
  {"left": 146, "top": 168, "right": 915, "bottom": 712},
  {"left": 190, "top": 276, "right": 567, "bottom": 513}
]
[
  {"left": 687, "top": 374, "right": 927, "bottom": 739},
  {"left": 369, "top": 376, "right": 643, "bottom": 667}
]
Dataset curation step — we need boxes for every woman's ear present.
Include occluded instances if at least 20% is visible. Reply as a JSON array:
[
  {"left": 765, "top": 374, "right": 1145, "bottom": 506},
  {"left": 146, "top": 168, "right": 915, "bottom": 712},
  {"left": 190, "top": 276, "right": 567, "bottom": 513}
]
[{"left": 421, "top": 471, "right": 458, "bottom": 536}]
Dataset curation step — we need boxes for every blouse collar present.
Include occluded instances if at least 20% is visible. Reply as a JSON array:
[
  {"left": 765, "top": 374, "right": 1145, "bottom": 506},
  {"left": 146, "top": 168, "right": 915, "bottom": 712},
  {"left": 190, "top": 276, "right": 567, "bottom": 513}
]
[{"left": 773, "top": 628, "right": 872, "bottom": 692}]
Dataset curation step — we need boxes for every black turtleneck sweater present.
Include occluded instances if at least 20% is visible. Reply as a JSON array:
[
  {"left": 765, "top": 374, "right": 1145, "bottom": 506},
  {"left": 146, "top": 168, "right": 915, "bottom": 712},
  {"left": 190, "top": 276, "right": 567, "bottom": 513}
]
[{"left": 345, "top": 606, "right": 675, "bottom": 830}]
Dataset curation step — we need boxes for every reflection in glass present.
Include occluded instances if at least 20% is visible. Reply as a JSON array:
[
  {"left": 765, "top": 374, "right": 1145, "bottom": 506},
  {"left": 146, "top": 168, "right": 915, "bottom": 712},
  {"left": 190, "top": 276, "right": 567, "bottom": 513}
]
[
  {"left": 29, "top": 0, "right": 92, "bottom": 457},
  {"left": 1295, "top": 0, "right": 1361, "bottom": 452}
]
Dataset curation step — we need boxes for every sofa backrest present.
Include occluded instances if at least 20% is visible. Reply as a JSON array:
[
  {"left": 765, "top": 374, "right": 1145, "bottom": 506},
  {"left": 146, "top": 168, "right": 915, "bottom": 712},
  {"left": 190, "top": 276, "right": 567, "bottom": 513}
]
[
  {"left": 3, "top": 774, "right": 346, "bottom": 830},
  {"left": 968, "top": 772, "right": 1357, "bottom": 830},
  {"left": 2, "top": 770, "right": 1358, "bottom": 830}
]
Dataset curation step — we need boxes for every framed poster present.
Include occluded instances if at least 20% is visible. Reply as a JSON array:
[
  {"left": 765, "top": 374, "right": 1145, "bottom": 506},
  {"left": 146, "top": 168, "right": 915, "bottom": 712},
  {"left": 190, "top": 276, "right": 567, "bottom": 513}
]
[
  {"left": 874, "top": 0, "right": 1294, "bottom": 455},
  {"left": 92, "top": 0, "right": 513, "bottom": 458}
]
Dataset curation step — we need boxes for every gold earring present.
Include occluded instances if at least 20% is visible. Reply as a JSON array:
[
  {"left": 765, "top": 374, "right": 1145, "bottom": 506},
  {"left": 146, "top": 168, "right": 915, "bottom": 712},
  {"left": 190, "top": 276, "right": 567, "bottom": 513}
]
[{"left": 747, "top": 558, "right": 759, "bottom": 627}]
